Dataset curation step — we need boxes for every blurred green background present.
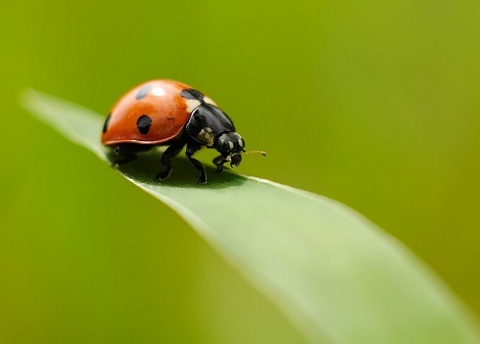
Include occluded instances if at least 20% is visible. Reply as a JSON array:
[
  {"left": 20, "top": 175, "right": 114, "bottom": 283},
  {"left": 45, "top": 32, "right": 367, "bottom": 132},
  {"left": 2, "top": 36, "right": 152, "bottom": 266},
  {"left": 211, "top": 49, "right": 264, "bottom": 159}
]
[{"left": 1, "top": 0, "right": 479, "bottom": 342}]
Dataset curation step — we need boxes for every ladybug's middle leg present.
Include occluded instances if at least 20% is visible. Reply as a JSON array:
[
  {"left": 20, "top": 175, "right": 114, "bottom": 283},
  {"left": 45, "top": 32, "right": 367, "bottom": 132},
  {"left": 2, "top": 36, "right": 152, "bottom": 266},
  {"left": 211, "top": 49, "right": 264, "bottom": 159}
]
[
  {"left": 155, "top": 142, "right": 185, "bottom": 181},
  {"left": 186, "top": 143, "right": 207, "bottom": 185}
]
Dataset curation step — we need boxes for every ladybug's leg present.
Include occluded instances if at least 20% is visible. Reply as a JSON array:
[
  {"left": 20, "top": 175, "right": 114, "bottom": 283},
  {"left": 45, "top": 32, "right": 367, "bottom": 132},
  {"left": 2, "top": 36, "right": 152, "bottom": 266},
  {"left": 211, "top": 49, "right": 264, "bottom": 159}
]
[
  {"left": 111, "top": 145, "right": 137, "bottom": 168},
  {"left": 186, "top": 143, "right": 207, "bottom": 185},
  {"left": 213, "top": 155, "right": 228, "bottom": 173},
  {"left": 155, "top": 143, "right": 185, "bottom": 181},
  {"left": 111, "top": 144, "right": 153, "bottom": 168}
]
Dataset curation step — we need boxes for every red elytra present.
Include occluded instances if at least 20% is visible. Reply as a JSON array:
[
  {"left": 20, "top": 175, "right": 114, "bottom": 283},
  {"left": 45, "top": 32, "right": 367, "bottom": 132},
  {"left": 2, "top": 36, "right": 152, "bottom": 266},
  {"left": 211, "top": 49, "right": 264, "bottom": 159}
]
[{"left": 102, "top": 79, "right": 203, "bottom": 145}]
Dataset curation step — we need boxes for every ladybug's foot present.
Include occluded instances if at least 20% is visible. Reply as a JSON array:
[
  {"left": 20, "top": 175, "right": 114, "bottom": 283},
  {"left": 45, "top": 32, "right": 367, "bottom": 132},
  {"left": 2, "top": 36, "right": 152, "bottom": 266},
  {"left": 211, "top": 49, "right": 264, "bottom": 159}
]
[
  {"left": 197, "top": 173, "right": 207, "bottom": 185},
  {"left": 110, "top": 158, "right": 133, "bottom": 168},
  {"left": 213, "top": 155, "right": 227, "bottom": 173},
  {"left": 155, "top": 167, "right": 172, "bottom": 181}
]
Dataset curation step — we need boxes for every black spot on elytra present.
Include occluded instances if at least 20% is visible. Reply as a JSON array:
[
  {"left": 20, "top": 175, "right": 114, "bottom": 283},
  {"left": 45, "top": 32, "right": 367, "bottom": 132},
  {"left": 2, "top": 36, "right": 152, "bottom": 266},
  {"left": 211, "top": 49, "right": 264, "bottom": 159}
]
[
  {"left": 180, "top": 89, "right": 205, "bottom": 102},
  {"left": 103, "top": 113, "right": 111, "bottom": 133},
  {"left": 136, "top": 114, "right": 152, "bottom": 134},
  {"left": 166, "top": 116, "right": 175, "bottom": 122},
  {"left": 136, "top": 84, "right": 154, "bottom": 100}
]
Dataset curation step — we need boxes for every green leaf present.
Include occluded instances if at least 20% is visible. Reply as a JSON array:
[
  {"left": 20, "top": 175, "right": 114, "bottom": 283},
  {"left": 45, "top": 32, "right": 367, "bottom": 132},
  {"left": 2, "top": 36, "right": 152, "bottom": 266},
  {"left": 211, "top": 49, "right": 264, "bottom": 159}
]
[{"left": 22, "top": 89, "right": 480, "bottom": 344}]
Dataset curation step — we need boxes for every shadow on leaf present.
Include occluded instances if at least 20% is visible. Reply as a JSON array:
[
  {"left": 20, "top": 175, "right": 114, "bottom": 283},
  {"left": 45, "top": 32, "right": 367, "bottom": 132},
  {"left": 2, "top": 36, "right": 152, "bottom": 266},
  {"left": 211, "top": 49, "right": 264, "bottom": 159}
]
[{"left": 104, "top": 149, "right": 247, "bottom": 189}]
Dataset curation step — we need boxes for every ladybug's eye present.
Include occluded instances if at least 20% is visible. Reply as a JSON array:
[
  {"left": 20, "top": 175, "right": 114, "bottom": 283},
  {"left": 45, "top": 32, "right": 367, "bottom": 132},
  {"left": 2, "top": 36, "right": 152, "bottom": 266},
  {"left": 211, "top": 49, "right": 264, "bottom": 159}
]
[{"left": 220, "top": 141, "right": 229, "bottom": 152}]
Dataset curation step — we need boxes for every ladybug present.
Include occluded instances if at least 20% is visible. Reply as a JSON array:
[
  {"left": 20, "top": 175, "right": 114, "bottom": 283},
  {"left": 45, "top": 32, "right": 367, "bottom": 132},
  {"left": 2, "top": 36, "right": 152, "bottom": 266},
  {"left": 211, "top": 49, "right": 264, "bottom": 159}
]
[{"left": 101, "top": 79, "right": 265, "bottom": 184}]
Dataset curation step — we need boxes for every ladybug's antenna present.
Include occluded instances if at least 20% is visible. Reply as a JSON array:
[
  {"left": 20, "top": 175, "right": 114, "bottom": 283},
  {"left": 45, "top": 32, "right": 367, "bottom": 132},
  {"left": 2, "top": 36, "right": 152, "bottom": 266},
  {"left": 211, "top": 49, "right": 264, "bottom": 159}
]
[{"left": 243, "top": 150, "right": 267, "bottom": 157}]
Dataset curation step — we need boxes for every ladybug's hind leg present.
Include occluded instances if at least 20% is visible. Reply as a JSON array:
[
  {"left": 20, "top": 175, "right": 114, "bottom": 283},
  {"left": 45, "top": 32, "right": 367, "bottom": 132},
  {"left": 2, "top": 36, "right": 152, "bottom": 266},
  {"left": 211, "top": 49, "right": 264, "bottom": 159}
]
[
  {"left": 110, "top": 144, "right": 150, "bottom": 168},
  {"left": 155, "top": 142, "right": 185, "bottom": 181}
]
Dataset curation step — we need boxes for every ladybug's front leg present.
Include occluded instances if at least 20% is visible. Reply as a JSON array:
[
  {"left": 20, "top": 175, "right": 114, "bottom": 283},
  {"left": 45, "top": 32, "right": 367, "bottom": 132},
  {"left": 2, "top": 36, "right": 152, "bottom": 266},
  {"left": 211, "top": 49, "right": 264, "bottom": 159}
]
[
  {"left": 186, "top": 143, "right": 207, "bottom": 185},
  {"left": 213, "top": 155, "right": 228, "bottom": 173}
]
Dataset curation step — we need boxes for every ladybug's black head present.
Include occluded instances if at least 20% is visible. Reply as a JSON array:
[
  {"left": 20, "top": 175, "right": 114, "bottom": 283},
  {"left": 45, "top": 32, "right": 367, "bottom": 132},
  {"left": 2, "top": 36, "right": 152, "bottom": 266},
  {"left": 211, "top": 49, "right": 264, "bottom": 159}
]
[{"left": 215, "top": 132, "right": 245, "bottom": 167}]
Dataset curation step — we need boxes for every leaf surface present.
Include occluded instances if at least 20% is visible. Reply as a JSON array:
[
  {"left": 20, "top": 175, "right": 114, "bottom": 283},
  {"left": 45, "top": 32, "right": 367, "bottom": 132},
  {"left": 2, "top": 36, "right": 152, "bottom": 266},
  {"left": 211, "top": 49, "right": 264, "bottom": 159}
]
[{"left": 22, "top": 89, "right": 480, "bottom": 344}]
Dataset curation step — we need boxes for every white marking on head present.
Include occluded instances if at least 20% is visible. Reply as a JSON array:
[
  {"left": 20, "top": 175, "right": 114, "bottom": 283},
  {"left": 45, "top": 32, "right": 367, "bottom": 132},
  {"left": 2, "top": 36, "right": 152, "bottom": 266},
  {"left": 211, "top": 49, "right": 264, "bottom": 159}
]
[
  {"left": 228, "top": 141, "right": 234, "bottom": 149},
  {"left": 151, "top": 87, "right": 166, "bottom": 96},
  {"left": 186, "top": 99, "right": 202, "bottom": 113},
  {"left": 238, "top": 138, "right": 243, "bottom": 147},
  {"left": 203, "top": 96, "right": 216, "bottom": 106}
]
